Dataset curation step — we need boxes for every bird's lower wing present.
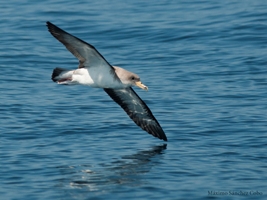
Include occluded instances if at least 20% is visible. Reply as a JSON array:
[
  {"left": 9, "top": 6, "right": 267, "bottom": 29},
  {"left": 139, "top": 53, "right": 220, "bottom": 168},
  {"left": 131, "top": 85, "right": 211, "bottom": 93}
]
[{"left": 104, "top": 87, "right": 167, "bottom": 141}]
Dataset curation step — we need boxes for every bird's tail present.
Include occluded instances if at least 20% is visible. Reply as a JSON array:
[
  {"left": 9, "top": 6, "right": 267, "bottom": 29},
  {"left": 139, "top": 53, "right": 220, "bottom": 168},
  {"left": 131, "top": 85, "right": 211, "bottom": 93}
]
[{"left": 51, "top": 67, "right": 74, "bottom": 85}]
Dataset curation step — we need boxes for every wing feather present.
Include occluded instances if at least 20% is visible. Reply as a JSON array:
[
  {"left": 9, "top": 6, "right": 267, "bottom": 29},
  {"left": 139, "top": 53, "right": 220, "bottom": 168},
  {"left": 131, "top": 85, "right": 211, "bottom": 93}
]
[
  {"left": 47, "top": 22, "right": 108, "bottom": 67},
  {"left": 46, "top": 21, "right": 120, "bottom": 81},
  {"left": 104, "top": 88, "right": 167, "bottom": 141}
]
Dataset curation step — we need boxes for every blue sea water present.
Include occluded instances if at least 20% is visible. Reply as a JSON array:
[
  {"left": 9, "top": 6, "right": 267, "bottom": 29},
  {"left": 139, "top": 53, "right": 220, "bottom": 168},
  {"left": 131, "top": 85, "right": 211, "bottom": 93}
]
[{"left": 1, "top": 0, "right": 267, "bottom": 199}]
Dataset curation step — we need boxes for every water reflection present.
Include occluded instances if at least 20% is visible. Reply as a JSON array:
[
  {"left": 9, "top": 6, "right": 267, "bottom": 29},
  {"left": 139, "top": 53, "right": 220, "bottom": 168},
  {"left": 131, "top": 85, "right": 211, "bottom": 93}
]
[{"left": 67, "top": 144, "right": 167, "bottom": 190}]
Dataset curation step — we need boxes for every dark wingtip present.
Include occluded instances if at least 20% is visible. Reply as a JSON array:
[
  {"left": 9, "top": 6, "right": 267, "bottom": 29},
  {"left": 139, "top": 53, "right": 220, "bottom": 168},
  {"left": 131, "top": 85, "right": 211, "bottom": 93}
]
[
  {"left": 46, "top": 21, "right": 55, "bottom": 35},
  {"left": 46, "top": 21, "right": 63, "bottom": 37},
  {"left": 157, "top": 130, "right": 168, "bottom": 141},
  {"left": 46, "top": 21, "right": 53, "bottom": 29},
  {"left": 161, "top": 131, "right": 168, "bottom": 141},
  {"left": 162, "top": 135, "right": 168, "bottom": 142},
  {"left": 46, "top": 21, "right": 55, "bottom": 27}
]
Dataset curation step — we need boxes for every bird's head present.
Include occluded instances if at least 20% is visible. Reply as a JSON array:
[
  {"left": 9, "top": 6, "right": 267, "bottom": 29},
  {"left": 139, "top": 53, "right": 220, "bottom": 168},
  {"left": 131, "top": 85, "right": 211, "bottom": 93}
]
[{"left": 113, "top": 66, "right": 148, "bottom": 90}]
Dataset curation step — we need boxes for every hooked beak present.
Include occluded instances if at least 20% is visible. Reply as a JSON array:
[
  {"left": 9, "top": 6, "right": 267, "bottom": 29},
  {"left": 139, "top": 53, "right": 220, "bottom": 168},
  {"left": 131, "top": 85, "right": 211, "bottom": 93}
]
[{"left": 135, "top": 81, "right": 148, "bottom": 91}]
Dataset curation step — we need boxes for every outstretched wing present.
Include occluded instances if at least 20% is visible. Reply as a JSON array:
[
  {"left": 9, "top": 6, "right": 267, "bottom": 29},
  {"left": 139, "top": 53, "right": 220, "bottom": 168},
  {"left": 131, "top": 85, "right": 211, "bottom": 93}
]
[
  {"left": 104, "top": 87, "right": 167, "bottom": 141},
  {"left": 46, "top": 21, "right": 114, "bottom": 72}
]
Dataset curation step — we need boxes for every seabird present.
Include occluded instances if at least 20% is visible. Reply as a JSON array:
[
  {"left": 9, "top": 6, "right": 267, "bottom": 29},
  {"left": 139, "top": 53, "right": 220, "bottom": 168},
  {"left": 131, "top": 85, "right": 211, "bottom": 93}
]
[{"left": 46, "top": 21, "right": 167, "bottom": 141}]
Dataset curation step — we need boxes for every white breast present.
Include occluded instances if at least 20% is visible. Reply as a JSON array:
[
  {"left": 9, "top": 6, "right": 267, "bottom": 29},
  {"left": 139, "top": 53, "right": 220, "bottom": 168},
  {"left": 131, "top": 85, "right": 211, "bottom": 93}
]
[{"left": 72, "top": 68, "right": 123, "bottom": 89}]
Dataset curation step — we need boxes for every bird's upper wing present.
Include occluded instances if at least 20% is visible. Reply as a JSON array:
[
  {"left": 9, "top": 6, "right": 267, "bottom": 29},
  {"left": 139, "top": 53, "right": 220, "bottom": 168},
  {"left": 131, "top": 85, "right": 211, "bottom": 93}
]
[
  {"left": 46, "top": 22, "right": 118, "bottom": 80},
  {"left": 104, "top": 87, "right": 167, "bottom": 141}
]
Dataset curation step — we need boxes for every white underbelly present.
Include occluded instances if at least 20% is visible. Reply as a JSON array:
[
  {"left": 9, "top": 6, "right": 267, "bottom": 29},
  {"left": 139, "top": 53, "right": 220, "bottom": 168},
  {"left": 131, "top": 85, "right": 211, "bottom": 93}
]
[{"left": 73, "top": 68, "right": 123, "bottom": 88}]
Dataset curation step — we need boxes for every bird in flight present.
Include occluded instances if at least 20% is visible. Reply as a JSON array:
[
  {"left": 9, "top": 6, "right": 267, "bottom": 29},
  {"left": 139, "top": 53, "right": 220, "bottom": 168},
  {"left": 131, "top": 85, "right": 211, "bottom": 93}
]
[{"left": 46, "top": 21, "right": 167, "bottom": 141}]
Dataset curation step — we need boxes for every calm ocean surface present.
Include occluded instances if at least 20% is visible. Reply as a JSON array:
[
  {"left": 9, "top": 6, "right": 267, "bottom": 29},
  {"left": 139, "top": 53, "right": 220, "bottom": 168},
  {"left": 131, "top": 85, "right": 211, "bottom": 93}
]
[{"left": 1, "top": 0, "right": 267, "bottom": 199}]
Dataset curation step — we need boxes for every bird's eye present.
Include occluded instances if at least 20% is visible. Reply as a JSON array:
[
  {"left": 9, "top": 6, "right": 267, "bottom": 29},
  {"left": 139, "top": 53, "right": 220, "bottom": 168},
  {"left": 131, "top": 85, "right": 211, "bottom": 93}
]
[{"left": 131, "top": 76, "right": 135, "bottom": 80}]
